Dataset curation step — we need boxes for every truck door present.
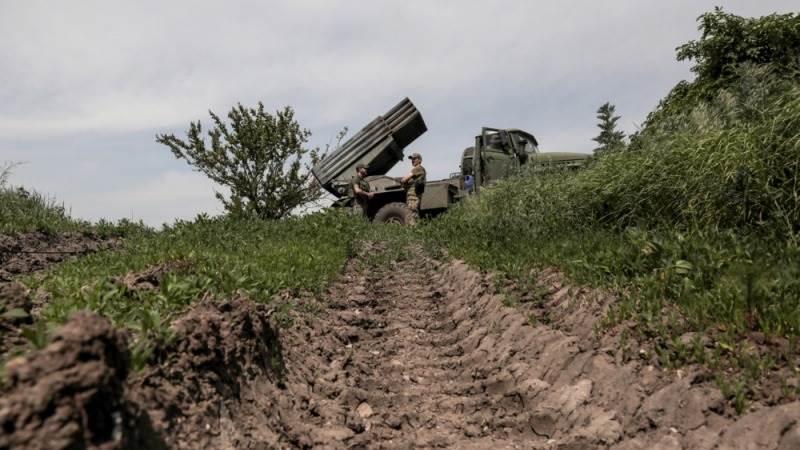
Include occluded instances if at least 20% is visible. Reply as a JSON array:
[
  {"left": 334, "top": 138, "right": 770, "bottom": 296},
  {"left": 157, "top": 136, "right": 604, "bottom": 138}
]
[{"left": 478, "top": 128, "right": 519, "bottom": 187}]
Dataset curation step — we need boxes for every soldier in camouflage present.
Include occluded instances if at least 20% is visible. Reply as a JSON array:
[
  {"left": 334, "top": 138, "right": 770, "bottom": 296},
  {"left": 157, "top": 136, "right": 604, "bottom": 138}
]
[
  {"left": 401, "top": 152, "right": 426, "bottom": 219},
  {"left": 349, "top": 163, "right": 373, "bottom": 217}
]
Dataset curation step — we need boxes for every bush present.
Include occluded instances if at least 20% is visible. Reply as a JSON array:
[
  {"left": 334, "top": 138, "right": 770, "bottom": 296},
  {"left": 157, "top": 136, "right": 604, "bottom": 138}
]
[{"left": 157, "top": 103, "right": 324, "bottom": 220}]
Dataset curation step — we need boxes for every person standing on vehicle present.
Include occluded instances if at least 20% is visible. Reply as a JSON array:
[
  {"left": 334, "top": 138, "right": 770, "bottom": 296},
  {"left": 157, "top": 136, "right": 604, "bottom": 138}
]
[
  {"left": 401, "top": 152, "right": 426, "bottom": 219},
  {"left": 349, "top": 163, "right": 373, "bottom": 217}
]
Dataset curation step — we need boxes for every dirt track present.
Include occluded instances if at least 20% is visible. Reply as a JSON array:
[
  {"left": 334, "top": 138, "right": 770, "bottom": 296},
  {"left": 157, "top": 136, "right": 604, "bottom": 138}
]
[{"left": 2, "top": 242, "right": 800, "bottom": 449}]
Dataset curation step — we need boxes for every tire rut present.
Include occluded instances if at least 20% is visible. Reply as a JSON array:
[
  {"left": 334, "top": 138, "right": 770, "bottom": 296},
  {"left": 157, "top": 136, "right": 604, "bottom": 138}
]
[{"left": 4, "top": 243, "right": 800, "bottom": 449}]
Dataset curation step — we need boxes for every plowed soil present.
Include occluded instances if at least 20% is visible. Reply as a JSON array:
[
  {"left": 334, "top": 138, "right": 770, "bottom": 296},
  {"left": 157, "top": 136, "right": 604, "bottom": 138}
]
[
  {"left": 0, "top": 232, "right": 120, "bottom": 355},
  {"left": 0, "top": 232, "right": 120, "bottom": 282},
  {"left": 2, "top": 242, "right": 799, "bottom": 449}
]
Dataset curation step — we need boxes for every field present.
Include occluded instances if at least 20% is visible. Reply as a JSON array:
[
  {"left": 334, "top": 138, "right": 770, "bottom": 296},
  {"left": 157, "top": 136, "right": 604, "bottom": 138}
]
[{"left": 2, "top": 9, "right": 800, "bottom": 449}]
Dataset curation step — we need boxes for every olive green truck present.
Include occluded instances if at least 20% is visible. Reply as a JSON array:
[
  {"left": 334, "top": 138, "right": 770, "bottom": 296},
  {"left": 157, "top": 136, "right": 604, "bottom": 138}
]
[{"left": 311, "top": 98, "right": 589, "bottom": 224}]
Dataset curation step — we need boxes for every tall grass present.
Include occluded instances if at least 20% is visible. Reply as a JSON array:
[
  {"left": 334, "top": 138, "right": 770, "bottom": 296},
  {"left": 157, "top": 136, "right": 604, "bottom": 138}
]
[
  {"left": 0, "top": 163, "right": 144, "bottom": 235},
  {"left": 581, "top": 66, "right": 800, "bottom": 236},
  {"left": 0, "top": 163, "right": 81, "bottom": 234},
  {"left": 424, "top": 68, "right": 800, "bottom": 406}
]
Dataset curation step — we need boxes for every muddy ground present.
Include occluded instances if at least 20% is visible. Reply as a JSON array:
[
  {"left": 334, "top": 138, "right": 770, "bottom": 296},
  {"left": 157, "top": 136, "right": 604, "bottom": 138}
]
[
  {"left": 0, "top": 232, "right": 120, "bottom": 282},
  {"left": 1, "top": 243, "right": 799, "bottom": 449},
  {"left": 0, "top": 232, "right": 121, "bottom": 355}
]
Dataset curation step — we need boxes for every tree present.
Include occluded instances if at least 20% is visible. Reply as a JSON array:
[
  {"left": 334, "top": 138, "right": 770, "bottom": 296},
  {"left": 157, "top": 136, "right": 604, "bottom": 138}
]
[
  {"left": 636, "top": 8, "right": 800, "bottom": 137},
  {"left": 592, "top": 102, "right": 626, "bottom": 155},
  {"left": 676, "top": 8, "right": 800, "bottom": 88},
  {"left": 156, "top": 103, "right": 323, "bottom": 220}
]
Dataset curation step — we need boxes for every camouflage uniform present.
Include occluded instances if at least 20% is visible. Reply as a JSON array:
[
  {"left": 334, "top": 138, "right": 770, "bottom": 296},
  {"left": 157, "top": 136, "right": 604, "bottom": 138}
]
[
  {"left": 348, "top": 174, "right": 371, "bottom": 217},
  {"left": 404, "top": 165, "right": 426, "bottom": 216}
]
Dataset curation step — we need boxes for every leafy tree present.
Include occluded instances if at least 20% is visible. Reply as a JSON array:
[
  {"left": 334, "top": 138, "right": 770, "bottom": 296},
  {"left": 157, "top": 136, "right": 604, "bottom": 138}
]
[
  {"left": 157, "top": 103, "right": 323, "bottom": 220},
  {"left": 677, "top": 7, "right": 800, "bottom": 88},
  {"left": 636, "top": 8, "right": 800, "bottom": 139},
  {"left": 592, "top": 102, "right": 626, "bottom": 154}
]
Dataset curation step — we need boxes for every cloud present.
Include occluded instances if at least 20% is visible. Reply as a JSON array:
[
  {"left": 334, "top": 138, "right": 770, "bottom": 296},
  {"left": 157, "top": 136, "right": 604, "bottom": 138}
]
[{"left": 1, "top": 0, "right": 797, "bottom": 224}]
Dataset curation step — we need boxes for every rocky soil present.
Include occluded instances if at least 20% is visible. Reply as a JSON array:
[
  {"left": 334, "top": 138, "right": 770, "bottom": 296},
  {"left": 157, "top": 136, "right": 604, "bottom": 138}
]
[{"left": 1, "top": 243, "right": 799, "bottom": 449}]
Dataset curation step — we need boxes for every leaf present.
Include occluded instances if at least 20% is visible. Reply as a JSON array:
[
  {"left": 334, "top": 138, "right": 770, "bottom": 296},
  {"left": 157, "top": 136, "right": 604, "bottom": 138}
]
[
  {"left": 673, "top": 260, "right": 694, "bottom": 275},
  {"left": 2, "top": 308, "right": 29, "bottom": 319}
]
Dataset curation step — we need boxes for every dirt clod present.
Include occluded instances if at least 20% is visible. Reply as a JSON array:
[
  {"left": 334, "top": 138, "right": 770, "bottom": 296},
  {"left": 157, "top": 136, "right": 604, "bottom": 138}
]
[{"left": 0, "top": 312, "right": 162, "bottom": 450}]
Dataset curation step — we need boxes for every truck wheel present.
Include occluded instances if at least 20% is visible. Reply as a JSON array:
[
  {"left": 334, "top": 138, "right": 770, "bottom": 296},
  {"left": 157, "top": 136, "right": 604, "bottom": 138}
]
[{"left": 373, "top": 202, "right": 415, "bottom": 225}]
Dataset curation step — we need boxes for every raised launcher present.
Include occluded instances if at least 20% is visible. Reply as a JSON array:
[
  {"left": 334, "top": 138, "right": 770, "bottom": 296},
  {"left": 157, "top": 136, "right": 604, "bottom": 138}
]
[{"left": 312, "top": 97, "right": 427, "bottom": 198}]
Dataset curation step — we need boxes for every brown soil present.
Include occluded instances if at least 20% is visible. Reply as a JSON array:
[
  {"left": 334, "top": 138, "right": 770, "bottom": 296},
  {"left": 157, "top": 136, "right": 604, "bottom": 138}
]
[
  {"left": 2, "top": 244, "right": 799, "bottom": 449},
  {"left": 0, "top": 232, "right": 120, "bottom": 282},
  {"left": 0, "top": 232, "right": 121, "bottom": 355}
]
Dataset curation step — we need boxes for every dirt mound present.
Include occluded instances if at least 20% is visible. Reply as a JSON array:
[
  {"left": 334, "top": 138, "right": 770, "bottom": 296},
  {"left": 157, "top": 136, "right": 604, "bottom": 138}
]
[
  {"left": 128, "top": 294, "right": 288, "bottom": 449},
  {"left": 0, "top": 294, "right": 288, "bottom": 450},
  {"left": 0, "top": 232, "right": 120, "bottom": 282},
  {"left": 0, "top": 312, "right": 162, "bottom": 450}
]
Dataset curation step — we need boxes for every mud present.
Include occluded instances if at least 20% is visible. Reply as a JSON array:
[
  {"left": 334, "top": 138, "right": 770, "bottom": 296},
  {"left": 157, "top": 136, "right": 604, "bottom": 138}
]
[
  {"left": 0, "top": 312, "right": 163, "bottom": 450},
  {"left": 0, "top": 232, "right": 120, "bottom": 282},
  {"left": 0, "top": 232, "right": 121, "bottom": 355},
  {"left": 2, "top": 244, "right": 799, "bottom": 449}
]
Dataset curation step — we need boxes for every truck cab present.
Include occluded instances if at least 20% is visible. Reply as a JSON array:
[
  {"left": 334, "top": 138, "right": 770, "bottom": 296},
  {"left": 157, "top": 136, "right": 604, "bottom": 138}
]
[{"left": 466, "top": 128, "right": 587, "bottom": 194}]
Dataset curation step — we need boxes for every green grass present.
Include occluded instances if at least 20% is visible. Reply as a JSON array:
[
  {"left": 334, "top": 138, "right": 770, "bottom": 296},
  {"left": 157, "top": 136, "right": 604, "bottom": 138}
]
[
  {"left": 16, "top": 210, "right": 366, "bottom": 368},
  {"left": 422, "top": 66, "right": 800, "bottom": 410},
  {"left": 0, "top": 162, "right": 141, "bottom": 235}
]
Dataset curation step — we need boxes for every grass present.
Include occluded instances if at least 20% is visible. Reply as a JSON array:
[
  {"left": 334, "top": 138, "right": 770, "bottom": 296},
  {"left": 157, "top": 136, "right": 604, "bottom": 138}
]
[
  {"left": 421, "top": 66, "right": 800, "bottom": 410},
  {"left": 0, "top": 162, "right": 142, "bottom": 236},
  {"left": 14, "top": 210, "right": 366, "bottom": 369}
]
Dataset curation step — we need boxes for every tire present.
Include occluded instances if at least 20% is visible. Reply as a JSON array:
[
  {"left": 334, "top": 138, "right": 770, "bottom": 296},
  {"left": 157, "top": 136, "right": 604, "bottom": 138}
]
[{"left": 373, "top": 202, "right": 415, "bottom": 225}]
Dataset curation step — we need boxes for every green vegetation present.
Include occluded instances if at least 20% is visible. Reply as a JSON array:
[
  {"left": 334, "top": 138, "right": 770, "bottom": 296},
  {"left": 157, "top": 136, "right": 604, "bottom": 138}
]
[
  {"left": 592, "top": 102, "right": 626, "bottom": 154},
  {"left": 424, "top": 8, "right": 800, "bottom": 410},
  {"left": 156, "top": 103, "right": 326, "bottom": 220},
  {"left": 19, "top": 211, "right": 365, "bottom": 368},
  {"left": 1, "top": 162, "right": 85, "bottom": 234},
  {"left": 0, "top": 162, "right": 142, "bottom": 235}
]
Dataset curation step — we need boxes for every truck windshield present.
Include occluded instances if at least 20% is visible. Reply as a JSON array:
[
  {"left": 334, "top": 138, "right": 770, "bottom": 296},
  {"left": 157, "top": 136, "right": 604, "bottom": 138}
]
[{"left": 510, "top": 132, "right": 538, "bottom": 154}]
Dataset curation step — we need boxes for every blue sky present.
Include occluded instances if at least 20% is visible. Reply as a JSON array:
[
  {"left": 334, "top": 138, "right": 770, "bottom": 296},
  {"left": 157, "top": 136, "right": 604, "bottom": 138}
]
[{"left": 1, "top": 0, "right": 797, "bottom": 226}]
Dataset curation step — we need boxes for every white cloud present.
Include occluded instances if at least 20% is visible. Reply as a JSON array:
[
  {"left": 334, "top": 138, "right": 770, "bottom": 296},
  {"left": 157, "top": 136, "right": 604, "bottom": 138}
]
[{"left": 1, "top": 0, "right": 797, "bottom": 224}]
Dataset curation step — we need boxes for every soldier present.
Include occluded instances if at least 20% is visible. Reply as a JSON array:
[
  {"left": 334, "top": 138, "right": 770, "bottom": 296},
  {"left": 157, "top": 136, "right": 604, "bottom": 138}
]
[
  {"left": 400, "top": 152, "right": 426, "bottom": 219},
  {"left": 349, "top": 163, "right": 373, "bottom": 217}
]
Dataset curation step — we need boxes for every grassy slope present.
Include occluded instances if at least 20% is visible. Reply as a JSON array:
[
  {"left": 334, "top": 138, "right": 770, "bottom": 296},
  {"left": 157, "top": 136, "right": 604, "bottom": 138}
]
[
  {"left": 5, "top": 211, "right": 365, "bottom": 369},
  {"left": 423, "top": 67, "right": 800, "bottom": 411},
  {"left": 0, "top": 165, "right": 140, "bottom": 236}
]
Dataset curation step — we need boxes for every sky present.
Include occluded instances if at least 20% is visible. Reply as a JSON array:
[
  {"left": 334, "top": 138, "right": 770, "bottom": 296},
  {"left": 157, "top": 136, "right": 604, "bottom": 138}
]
[{"left": 1, "top": 1, "right": 797, "bottom": 226}]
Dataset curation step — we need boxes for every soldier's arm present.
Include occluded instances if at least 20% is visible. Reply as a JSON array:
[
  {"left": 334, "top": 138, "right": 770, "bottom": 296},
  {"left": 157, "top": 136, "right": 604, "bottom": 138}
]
[
  {"left": 353, "top": 183, "right": 374, "bottom": 199},
  {"left": 401, "top": 170, "right": 416, "bottom": 184},
  {"left": 402, "top": 167, "right": 424, "bottom": 184}
]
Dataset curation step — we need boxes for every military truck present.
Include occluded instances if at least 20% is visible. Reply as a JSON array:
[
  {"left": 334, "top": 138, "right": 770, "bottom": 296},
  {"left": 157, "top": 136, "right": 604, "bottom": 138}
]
[{"left": 311, "top": 98, "right": 589, "bottom": 224}]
